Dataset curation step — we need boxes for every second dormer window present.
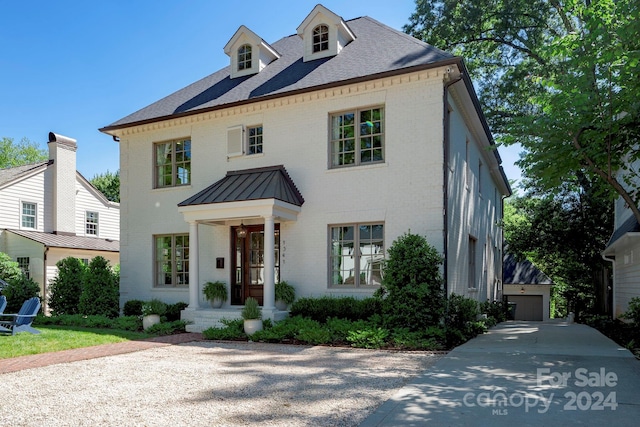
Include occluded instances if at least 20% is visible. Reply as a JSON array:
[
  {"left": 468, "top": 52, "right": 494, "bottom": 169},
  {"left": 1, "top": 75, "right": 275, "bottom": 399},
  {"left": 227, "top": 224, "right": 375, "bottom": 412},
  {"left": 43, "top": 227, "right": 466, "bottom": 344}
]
[
  {"left": 238, "top": 44, "right": 252, "bottom": 71},
  {"left": 312, "top": 25, "right": 329, "bottom": 53}
]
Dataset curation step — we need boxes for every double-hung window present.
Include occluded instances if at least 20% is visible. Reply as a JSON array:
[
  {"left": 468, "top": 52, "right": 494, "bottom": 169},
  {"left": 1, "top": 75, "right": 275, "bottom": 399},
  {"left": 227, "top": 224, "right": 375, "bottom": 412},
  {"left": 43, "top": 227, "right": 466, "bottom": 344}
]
[
  {"left": 330, "top": 223, "right": 384, "bottom": 287},
  {"left": 155, "top": 234, "right": 189, "bottom": 287},
  {"left": 247, "top": 125, "right": 263, "bottom": 155},
  {"left": 330, "top": 107, "right": 384, "bottom": 168},
  {"left": 17, "top": 257, "right": 30, "bottom": 279},
  {"left": 21, "top": 202, "right": 36, "bottom": 229},
  {"left": 155, "top": 139, "right": 191, "bottom": 188},
  {"left": 86, "top": 211, "right": 99, "bottom": 236}
]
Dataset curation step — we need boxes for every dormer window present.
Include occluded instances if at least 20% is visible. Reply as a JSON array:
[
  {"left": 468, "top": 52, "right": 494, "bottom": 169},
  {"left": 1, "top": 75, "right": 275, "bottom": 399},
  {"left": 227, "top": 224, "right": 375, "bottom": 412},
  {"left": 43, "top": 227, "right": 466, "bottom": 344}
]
[
  {"left": 224, "top": 25, "right": 280, "bottom": 79},
  {"left": 313, "top": 25, "right": 329, "bottom": 53},
  {"left": 297, "top": 5, "right": 355, "bottom": 62},
  {"left": 238, "top": 44, "right": 252, "bottom": 71}
]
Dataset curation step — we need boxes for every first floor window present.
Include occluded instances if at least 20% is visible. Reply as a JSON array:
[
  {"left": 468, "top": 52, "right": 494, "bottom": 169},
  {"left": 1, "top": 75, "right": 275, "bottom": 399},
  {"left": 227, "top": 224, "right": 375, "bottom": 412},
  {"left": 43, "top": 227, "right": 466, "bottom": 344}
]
[
  {"left": 330, "top": 223, "right": 384, "bottom": 287},
  {"left": 247, "top": 125, "right": 263, "bottom": 155},
  {"left": 86, "top": 211, "right": 99, "bottom": 235},
  {"left": 17, "top": 257, "right": 30, "bottom": 279},
  {"left": 330, "top": 107, "right": 384, "bottom": 167},
  {"left": 155, "top": 138, "right": 191, "bottom": 188},
  {"left": 155, "top": 234, "right": 189, "bottom": 287},
  {"left": 21, "top": 202, "right": 36, "bottom": 229},
  {"left": 468, "top": 236, "right": 477, "bottom": 289}
]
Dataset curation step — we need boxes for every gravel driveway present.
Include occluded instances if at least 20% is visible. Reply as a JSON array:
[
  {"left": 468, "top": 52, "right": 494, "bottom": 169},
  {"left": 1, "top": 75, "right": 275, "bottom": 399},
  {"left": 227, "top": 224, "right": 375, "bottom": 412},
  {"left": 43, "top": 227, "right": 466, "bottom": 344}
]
[{"left": 1, "top": 341, "right": 442, "bottom": 427}]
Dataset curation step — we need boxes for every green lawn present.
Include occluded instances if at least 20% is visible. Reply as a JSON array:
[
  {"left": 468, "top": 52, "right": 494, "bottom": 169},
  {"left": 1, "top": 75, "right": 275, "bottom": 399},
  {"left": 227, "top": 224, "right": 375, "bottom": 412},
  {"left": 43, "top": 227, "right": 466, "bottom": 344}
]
[{"left": 0, "top": 326, "right": 149, "bottom": 359}]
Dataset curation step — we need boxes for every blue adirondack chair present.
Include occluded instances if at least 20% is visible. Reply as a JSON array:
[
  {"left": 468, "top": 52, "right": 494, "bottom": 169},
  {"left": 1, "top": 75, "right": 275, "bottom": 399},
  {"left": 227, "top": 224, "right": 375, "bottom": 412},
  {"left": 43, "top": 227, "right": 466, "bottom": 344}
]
[
  {"left": 0, "top": 297, "right": 41, "bottom": 335},
  {"left": 0, "top": 295, "right": 6, "bottom": 314}
]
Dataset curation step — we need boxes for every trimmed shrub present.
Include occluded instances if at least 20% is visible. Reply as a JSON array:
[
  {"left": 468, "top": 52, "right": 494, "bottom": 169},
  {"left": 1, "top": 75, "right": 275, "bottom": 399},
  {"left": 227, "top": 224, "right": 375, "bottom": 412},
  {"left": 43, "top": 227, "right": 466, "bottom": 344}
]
[
  {"left": 49, "top": 257, "right": 86, "bottom": 315},
  {"left": 123, "top": 299, "right": 144, "bottom": 317},
  {"left": 479, "top": 299, "right": 508, "bottom": 323},
  {"left": 376, "top": 232, "right": 445, "bottom": 331},
  {"left": 3, "top": 274, "right": 41, "bottom": 313},
  {"left": 141, "top": 299, "right": 168, "bottom": 317},
  {"left": 203, "top": 318, "right": 245, "bottom": 340},
  {"left": 445, "top": 293, "right": 481, "bottom": 347},
  {"left": 289, "top": 296, "right": 381, "bottom": 323},
  {"left": 145, "top": 320, "right": 188, "bottom": 335},
  {"left": 0, "top": 252, "right": 23, "bottom": 283},
  {"left": 166, "top": 301, "right": 189, "bottom": 321},
  {"left": 78, "top": 256, "right": 119, "bottom": 318},
  {"left": 347, "top": 326, "right": 389, "bottom": 349}
]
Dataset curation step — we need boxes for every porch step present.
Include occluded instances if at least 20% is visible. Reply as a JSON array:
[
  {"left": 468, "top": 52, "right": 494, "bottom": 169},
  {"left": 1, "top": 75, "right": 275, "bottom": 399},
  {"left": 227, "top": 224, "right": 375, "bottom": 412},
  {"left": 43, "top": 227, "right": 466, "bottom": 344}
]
[{"left": 182, "top": 307, "right": 289, "bottom": 333}]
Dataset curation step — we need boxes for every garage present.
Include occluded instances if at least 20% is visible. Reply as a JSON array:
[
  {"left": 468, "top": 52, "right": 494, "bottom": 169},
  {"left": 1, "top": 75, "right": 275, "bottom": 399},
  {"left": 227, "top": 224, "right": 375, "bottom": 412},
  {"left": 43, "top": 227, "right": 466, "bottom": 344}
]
[{"left": 507, "top": 295, "right": 544, "bottom": 321}]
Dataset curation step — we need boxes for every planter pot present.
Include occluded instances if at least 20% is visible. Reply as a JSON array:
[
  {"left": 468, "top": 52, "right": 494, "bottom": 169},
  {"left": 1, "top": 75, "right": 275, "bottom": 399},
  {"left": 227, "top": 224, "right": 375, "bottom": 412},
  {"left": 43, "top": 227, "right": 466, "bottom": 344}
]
[
  {"left": 142, "top": 314, "right": 161, "bottom": 330},
  {"left": 275, "top": 300, "right": 288, "bottom": 311},
  {"left": 244, "top": 319, "right": 263, "bottom": 335},
  {"left": 210, "top": 298, "right": 224, "bottom": 309}
]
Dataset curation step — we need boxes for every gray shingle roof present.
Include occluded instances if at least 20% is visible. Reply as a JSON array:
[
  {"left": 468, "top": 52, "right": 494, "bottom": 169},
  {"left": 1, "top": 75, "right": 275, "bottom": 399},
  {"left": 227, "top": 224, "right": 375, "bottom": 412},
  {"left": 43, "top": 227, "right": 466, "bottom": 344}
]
[
  {"left": 0, "top": 162, "right": 50, "bottom": 187},
  {"left": 605, "top": 214, "right": 640, "bottom": 249},
  {"left": 101, "top": 16, "right": 455, "bottom": 131},
  {"left": 6, "top": 229, "right": 119, "bottom": 252},
  {"left": 178, "top": 165, "right": 304, "bottom": 207},
  {"left": 503, "top": 253, "right": 553, "bottom": 285}
]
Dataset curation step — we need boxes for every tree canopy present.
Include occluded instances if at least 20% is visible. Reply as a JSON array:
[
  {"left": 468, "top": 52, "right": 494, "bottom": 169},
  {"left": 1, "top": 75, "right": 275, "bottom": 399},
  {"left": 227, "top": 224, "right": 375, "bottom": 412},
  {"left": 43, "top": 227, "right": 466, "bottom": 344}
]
[
  {"left": 405, "top": 0, "right": 640, "bottom": 219},
  {"left": 90, "top": 170, "right": 120, "bottom": 203},
  {"left": 0, "top": 137, "right": 47, "bottom": 168}
]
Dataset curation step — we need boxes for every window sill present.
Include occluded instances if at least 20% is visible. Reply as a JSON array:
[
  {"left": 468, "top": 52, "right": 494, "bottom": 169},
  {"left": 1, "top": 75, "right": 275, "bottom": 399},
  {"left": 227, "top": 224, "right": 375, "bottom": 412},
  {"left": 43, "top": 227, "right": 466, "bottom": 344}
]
[
  {"left": 228, "top": 153, "right": 265, "bottom": 161},
  {"left": 152, "top": 184, "right": 192, "bottom": 193},
  {"left": 468, "top": 287, "right": 478, "bottom": 293},
  {"left": 327, "top": 162, "right": 388, "bottom": 174}
]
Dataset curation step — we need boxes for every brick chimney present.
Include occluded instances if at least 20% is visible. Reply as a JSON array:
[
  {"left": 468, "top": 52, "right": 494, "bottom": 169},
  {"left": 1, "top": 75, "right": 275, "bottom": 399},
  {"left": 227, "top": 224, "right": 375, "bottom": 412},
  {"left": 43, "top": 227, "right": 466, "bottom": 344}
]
[{"left": 47, "top": 132, "right": 77, "bottom": 235}]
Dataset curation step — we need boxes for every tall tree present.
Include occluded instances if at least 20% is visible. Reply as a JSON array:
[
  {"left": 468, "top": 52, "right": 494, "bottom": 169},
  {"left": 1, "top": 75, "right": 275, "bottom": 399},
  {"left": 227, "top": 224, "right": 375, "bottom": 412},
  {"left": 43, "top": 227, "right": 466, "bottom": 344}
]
[
  {"left": 0, "top": 137, "right": 48, "bottom": 168},
  {"left": 405, "top": 0, "right": 640, "bottom": 219},
  {"left": 90, "top": 170, "right": 120, "bottom": 202}
]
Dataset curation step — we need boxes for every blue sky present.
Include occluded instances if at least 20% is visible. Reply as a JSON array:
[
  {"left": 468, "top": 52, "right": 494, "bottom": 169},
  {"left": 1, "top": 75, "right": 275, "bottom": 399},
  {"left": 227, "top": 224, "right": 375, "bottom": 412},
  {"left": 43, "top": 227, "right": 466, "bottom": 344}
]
[{"left": 1, "top": 0, "right": 521, "bottom": 183}]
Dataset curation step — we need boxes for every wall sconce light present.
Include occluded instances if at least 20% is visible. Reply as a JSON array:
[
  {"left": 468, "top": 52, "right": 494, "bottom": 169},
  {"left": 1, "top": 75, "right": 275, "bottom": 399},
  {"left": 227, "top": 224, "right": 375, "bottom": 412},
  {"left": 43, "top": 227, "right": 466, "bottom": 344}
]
[
  {"left": 236, "top": 223, "right": 248, "bottom": 239},
  {"left": 520, "top": 286, "right": 525, "bottom": 294}
]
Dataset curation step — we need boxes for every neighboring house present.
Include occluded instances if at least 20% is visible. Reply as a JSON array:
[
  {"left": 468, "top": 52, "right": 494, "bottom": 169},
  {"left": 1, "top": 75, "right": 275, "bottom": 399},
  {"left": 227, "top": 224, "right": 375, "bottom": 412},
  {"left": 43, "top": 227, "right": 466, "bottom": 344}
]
[
  {"left": 503, "top": 251, "right": 553, "bottom": 321},
  {"left": 602, "top": 180, "right": 640, "bottom": 318},
  {"left": 0, "top": 132, "right": 120, "bottom": 310},
  {"left": 99, "top": 5, "right": 511, "bottom": 331}
]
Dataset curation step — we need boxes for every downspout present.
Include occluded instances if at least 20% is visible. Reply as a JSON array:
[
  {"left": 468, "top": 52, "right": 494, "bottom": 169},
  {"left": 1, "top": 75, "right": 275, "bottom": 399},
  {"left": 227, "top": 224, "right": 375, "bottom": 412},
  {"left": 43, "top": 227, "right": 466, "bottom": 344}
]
[
  {"left": 602, "top": 252, "right": 615, "bottom": 319},
  {"left": 43, "top": 246, "right": 49, "bottom": 315},
  {"left": 442, "top": 72, "right": 463, "bottom": 296}
]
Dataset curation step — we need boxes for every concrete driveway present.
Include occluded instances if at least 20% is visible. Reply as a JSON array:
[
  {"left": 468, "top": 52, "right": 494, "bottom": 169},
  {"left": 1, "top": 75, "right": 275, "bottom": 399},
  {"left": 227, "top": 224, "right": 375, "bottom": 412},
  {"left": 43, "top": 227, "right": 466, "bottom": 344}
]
[{"left": 361, "top": 321, "right": 640, "bottom": 426}]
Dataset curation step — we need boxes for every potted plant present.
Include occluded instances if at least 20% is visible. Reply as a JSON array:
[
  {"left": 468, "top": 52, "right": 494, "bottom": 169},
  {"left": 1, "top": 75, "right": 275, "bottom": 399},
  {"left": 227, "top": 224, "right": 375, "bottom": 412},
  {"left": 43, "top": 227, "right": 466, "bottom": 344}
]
[
  {"left": 203, "top": 281, "right": 228, "bottom": 308},
  {"left": 141, "top": 299, "right": 167, "bottom": 330},
  {"left": 241, "top": 297, "right": 262, "bottom": 335},
  {"left": 275, "top": 281, "right": 295, "bottom": 310}
]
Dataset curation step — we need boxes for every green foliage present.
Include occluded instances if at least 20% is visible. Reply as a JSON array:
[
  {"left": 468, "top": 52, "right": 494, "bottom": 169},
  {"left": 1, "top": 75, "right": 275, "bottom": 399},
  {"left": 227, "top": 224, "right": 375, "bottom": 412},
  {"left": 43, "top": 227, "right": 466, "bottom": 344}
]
[
  {"left": 289, "top": 296, "right": 381, "bottom": 323},
  {"left": 622, "top": 297, "right": 640, "bottom": 326},
  {"left": 123, "top": 299, "right": 144, "bottom": 316},
  {"left": 0, "top": 252, "right": 23, "bottom": 283},
  {"left": 0, "top": 137, "right": 47, "bottom": 168},
  {"left": 347, "top": 327, "right": 389, "bottom": 349},
  {"left": 144, "top": 320, "right": 187, "bottom": 335},
  {"left": 165, "top": 301, "right": 188, "bottom": 321},
  {"left": 391, "top": 327, "right": 444, "bottom": 351},
  {"left": 275, "top": 281, "right": 296, "bottom": 304},
  {"left": 479, "top": 299, "right": 507, "bottom": 323},
  {"left": 241, "top": 297, "right": 261, "bottom": 320},
  {"left": 202, "top": 319, "right": 245, "bottom": 340},
  {"left": 377, "top": 232, "right": 445, "bottom": 330},
  {"left": 445, "top": 293, "right": 482, "bottom": 347},
  {"left": 141, "top": 299, "right": 167, "bottom": 316},
  {"left": 34, "top": 314, "right": 143, "bottom": 332},
  {"left": 3, "top": 274, "right": 41, "bottom": 313},
  {"left": 202, "top": 281, "right": 228, "bottom": 301},
  {"left": 49, "top": 257, "right": 86, "bottom": 315},
  {"left": 89, "top": 169, "right": 120, "bottom": 202},
  {"left": 78, "top": 256, "right": 119, "bottom": 318}
]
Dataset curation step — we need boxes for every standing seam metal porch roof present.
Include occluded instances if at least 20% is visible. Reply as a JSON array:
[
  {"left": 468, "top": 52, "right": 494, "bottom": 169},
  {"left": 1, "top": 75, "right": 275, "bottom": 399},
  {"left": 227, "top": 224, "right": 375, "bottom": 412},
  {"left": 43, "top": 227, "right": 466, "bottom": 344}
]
[{"left": 178, "top": 165, "right": 304, "bottom": 207}]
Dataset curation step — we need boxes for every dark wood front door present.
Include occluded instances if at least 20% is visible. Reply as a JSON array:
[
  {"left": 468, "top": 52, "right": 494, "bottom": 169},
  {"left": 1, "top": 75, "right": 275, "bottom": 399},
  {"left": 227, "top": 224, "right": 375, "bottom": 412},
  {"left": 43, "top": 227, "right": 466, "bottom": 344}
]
[{"left": 231, "top": 224, "right": 280, "bottom": 305}]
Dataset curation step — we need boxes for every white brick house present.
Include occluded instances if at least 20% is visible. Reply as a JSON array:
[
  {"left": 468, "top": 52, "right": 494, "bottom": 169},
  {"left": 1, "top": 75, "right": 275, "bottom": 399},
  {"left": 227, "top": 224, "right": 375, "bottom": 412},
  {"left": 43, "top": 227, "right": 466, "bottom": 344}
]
[
  {"left": 100, "top": 5, "right": 510, "bottom": 330},
  {"left": 0, "top": 132, "right": 119, "bottom": 308}
]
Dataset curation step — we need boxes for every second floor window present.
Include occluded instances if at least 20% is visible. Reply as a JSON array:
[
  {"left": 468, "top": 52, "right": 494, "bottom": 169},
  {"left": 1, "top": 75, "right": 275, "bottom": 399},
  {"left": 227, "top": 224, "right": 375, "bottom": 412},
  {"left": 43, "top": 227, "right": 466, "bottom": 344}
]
[
  {"left": 86, "top": 211, "right": 99, "bottom": 235},
  {"left": 238, "top": 44, "right": 252, "bottom": 71},
  {"left": 247, "top": 125, "right": 263, "bottom": 155},
  {"left": 330, "top": 107, "right": 384, "bottom": 168},
  {"left": 155, "top": 139, "right": 191, "bottom": 188},
  {"left": 21, "top": 202, "right": 36, "bottom": 229}
]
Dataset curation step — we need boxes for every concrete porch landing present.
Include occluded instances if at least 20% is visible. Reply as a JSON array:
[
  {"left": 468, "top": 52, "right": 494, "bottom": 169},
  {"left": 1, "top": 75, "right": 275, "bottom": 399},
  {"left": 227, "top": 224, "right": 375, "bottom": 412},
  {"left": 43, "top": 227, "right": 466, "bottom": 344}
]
[{"left": 182, "top": 307, "right": 289, "bottom": 332}]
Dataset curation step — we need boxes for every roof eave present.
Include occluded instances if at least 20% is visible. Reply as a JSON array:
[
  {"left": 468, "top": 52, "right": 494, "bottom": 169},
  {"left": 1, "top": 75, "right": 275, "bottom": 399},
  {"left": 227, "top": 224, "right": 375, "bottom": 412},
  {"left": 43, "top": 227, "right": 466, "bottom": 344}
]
[{"left": 98, "top": 57, "right": 462, "bottom": 136}]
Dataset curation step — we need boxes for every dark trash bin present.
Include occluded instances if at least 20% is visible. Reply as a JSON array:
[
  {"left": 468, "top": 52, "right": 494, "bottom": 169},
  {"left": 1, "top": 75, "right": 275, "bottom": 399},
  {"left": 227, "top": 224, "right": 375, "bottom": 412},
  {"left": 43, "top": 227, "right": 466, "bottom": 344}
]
[{"left": 507, "top": 302, "right": 517, "bottom": 320}]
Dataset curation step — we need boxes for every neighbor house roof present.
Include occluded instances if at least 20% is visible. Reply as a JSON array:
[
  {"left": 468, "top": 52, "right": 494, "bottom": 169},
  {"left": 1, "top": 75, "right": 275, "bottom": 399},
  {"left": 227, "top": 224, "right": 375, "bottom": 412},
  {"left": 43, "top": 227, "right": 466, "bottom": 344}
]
[
  {"left": 503, "top": 253, "right": 553, "bottom": 285},
  {"left": 100, "top": 16, "right": 455, "bottom": 132},
  {"left": 6, "top": 229, "right": 119, "bottom": 252},
  {"left": 0, "top": 161, "right": 50, "bottom": 187},
  {"left": 178, "top": 165, "right": 304, "bottom": 207}
]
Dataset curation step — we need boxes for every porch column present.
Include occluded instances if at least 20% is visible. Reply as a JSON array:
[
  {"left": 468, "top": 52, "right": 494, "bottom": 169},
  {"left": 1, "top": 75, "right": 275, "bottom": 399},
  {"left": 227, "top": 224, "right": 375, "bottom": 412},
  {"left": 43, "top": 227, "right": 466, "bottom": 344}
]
[
  {"left": 263, "top": 215, "right": 276, "bottom": 310},
  {"left": 188, "top": 221, "right": 199, "bottom": 309}
]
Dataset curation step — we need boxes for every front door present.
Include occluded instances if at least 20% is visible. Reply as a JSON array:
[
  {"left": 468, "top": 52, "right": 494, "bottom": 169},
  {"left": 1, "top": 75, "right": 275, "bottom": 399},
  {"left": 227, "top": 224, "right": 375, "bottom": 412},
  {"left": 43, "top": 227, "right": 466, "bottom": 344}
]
[{"left": 231, "top": 224, "right": 280, "bottom": 305}]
